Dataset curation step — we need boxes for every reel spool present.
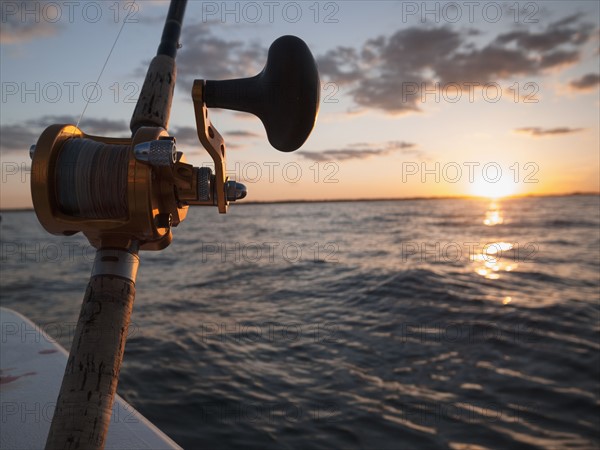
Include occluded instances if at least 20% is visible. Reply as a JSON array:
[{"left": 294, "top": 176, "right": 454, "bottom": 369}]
[{"left": 31, "top": 35, "right": 320, "bottom": 251}]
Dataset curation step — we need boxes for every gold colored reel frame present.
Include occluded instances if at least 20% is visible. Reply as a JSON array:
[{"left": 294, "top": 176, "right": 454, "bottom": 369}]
[{"left": 31, "top": 124, "right": 188, "bottom": 250}]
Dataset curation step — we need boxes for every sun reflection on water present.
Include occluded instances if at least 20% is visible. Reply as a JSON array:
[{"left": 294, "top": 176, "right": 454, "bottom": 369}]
[
  {"left": 472, "top": 202, "right": 518, "bottom": 282},
  {"left": 483, "top": 202, "right": 504, "bottom": 226},
  {"left": 471, "top": 242, "right": 518, "bottom": 280}
]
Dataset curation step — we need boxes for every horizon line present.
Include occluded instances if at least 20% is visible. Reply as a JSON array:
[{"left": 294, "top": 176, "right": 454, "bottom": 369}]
[{"left": 1, "top": 191, "right": 598, "bottom": 213}]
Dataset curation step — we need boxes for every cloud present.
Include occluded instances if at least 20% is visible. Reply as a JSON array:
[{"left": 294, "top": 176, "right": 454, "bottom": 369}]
[
  {"left": 0, "top": 115, "right": 81, "bottom": 153},
  {"left": 1, "top": 0, "right": 146, "bottom": 44},
  {"left": 569, "top": 73, "right": 600, "bottom": 91},
  {"left": 315, "top": 47, "right": 362, "bottom": 85},
  {"left": 296, "top": 140, "right": 419, "bottom": 162},
  {"left": 75, "top": 117, "right": 128, "bottom": 136},
  {"left": 0, "top": 1, "right": 60, "bottom": 45},
  {"left": 169, "top": 126, "right": 198, "bottom": 147},
  {"left": 515, "top": 127, "right": 584, "bottom": 137},
  {"left": 0, "top": 115, "right": 128, "bottom": 154},
  {"left": 494, "top": 14, "right": 592, "bottom": 51},
  {"left": 175, "top": 22, "right": 266, "bottom": 93},
  {"left": 159, "top": 14, "right": 595, "bottom": 116},
  {"left": 168, "top": 126, "right": 258, "bottom": 151},
  {"left": 0, "top": 114, "right": 256, "bottom": 155},
  {"left": 0, "top": 124, "right": 38, "bottom": 153},
  {"left": 318, "top": 15, "right": 596, "bottom": 114}
]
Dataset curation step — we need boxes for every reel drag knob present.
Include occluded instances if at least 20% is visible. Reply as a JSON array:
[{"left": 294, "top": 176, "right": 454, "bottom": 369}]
[{"left": 204, "top": 35, "right": 320, "bottom": 152}]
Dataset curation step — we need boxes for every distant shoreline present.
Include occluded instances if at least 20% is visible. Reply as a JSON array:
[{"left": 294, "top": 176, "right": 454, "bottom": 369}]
[{"left": 1, "top": 192, "right": 598, "bottom": 213}]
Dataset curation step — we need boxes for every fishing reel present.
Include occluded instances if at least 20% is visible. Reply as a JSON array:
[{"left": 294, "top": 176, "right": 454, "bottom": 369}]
[{"left": 30, "top": 36, "right": 320, "bottom": 250}]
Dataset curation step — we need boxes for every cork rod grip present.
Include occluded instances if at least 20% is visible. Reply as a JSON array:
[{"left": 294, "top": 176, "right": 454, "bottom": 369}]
[{"left": 45, "top": 274, "right": 136, "bottom": 450}]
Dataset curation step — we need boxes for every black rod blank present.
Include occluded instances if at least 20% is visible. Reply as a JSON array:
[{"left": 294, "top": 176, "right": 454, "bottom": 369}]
[{"left": 157, "top": 0, "right": 188, "bottom": 58}]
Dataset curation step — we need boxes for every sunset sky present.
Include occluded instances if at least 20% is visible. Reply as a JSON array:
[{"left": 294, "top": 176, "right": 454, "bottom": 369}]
[{"left": 1, "top": 0, "right": 599, "bottom": 209}]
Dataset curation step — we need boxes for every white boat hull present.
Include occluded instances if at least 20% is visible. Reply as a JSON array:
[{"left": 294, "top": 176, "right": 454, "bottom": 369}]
[{"left": 0, "top": 307, "right": 181, "bottom": 450}]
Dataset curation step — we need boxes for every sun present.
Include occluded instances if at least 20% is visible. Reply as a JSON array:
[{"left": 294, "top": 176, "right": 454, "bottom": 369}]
[{"left": 470, "top": 177, "right": 518, "bottom": 199}]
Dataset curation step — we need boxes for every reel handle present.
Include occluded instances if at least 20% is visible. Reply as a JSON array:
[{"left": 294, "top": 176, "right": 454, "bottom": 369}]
[{"left": 204, "top": 35, "right": 320, "bottom": 152}]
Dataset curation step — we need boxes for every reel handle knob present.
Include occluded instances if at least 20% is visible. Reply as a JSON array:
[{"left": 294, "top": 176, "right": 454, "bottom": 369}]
[{"left": 204, "top": 35, "right": 320, "bottom": 152}]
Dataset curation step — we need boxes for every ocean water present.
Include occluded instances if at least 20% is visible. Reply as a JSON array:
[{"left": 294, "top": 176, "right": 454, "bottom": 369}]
[{"left": 1, "top": 195, "right": 599, "bottom": 449}]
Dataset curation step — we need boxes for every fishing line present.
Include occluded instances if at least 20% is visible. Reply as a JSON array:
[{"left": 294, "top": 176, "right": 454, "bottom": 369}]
[
  {"left": 56, "top": 139, "right": 129, "bottom": 219},
  {"left": 75, "top": 1, "right": 137, "bottom": 129}
]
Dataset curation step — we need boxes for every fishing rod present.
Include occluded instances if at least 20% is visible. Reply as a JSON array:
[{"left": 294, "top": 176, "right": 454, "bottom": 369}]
[{"left": 30, "top": 0, "right": 320, "bottom": 448}]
